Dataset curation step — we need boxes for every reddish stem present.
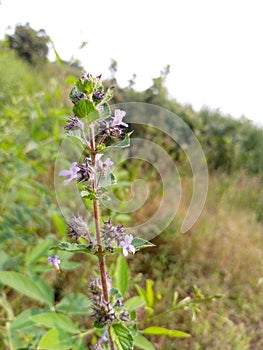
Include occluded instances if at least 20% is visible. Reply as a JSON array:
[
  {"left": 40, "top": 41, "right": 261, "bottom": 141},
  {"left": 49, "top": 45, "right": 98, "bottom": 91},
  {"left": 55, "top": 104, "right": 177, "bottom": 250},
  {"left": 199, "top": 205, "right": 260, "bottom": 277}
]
[{"left": 89, "top": 125, "right": 115, "bottom": 349}]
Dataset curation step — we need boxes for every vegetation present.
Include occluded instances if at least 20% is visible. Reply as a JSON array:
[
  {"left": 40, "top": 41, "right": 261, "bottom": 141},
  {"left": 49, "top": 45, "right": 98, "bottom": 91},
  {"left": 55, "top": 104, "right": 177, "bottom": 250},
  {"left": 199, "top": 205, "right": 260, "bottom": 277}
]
[
  {"left": 5, "top": 23, "right": 50, "bottom": 65},
  {"left": 0, "top": 41, "right": 262, "bottom": 349}
]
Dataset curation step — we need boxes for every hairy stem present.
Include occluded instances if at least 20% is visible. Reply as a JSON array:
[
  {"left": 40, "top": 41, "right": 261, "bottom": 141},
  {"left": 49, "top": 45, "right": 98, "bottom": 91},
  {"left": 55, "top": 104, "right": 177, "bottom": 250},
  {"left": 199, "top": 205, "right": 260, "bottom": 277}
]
[
  {"left": 93, "top": 198, "right": 109, "bottom": 301},
  {"left": 89, "top": 125, "right": 115, "bottom": 349}
]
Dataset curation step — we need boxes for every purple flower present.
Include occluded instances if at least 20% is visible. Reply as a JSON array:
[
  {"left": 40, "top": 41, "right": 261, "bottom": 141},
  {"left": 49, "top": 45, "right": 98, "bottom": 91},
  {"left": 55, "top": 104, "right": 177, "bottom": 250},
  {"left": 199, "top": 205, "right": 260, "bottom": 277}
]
[
  {"left": 77, "top": 157, "right": 94, "bottom": 182},
  {"left": 48, "top": 255, "right": 61, "bottom": 272},
  {"left": 98, "top": 330, "right": 108, "bottom": 344},
  {"left": 120, "top": 234, "right": 135, "bottom": 257},
  {"left": 96, "top": 154, "right": 114, "bottom": 174},
  {"left": 111, "top": 109, "right": 128, "bottom": 127},
  {"left": 59, "top": 162, "right": 80, "bottom": 185},
  {"left": 64, "top": 116, "right": 84, "bottom": 131}
]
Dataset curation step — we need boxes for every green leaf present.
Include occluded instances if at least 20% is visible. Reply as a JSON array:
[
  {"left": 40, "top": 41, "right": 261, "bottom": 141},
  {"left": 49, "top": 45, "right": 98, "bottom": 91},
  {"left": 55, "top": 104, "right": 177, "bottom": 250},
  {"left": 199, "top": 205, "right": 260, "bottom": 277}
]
[
  {"left": 52, "top": 213, "right": 67, "bottom": 238},
  {"left": 37, "top": 328, "right": 75, "bottom": 350},
  {"left": 0, "top": 251, "right": 14, "bottom": 271},
  {"left": 135, "top": 285, "right": 147, "bottom": 304},
  {"left": 114, "top": 255, "right": 129, "bottom": 297},
  {"left": 11, "top": 308, "right": 45, "bottom": 331},
  {"left": 66, "top": 76, "right": 78, "bottom": 85},
  {"left": 73, "top": 99, "right": 98, "bottom": 122},
  {"left": 99, "top": 102, "right": 111, "bottom": 118},
  {"left": 110, "top": 323, "right": 133, "bottom": 350},
  {"left": 50, "top": 39, "right": 63, "bottom": 64},
  {"left": 7, "top": 327, "right": 22, "bottom": 350},
  {"left": 106, "top": 132, "right": 133, "bottom": 151},
  {"left": 146, "top": 280, "right": 154, "bottom": 308},
  {"left": 25, "top": 239, "right": 55, "bottom": 266},
  {"left": 72, "top": 337, "right": 88, "bottom": 350},
  {"left": 51, "top": 242, "right": 96, "bottom": 254},
  {"left": 141, "top": 327, "right": 190, "bottom": 338},
  {"left": 110, "top": 288, "right": 123, "bottom": 300},
  {"left": 0, "top": 271, "right": 52, "bottom": 306},
  {"left": 125, "top": 296, "right": 145, "bottom": 312},
  {"left": 55, "top": 293, "right": 92, "bottom": 315},
  {"left": 132, "top": 238, "right": 155, "bottom": 252},
  {"left": 133, "top": 333, "right": 156, "bottom": 350},
  {"left": 9, "top": 309, "right": 47, "bottom": 350},
  {"left": 76, "top": 79, "right": 94, "bottom": 94},
  {"left": 100, "top": 172, "right": 117, "bottom": 187},
  {"left": 31, "top": 313, "right": 79, "bottom": 334},
  {"left": 32, "top": 275, "right": 54, "bottom": 306}
]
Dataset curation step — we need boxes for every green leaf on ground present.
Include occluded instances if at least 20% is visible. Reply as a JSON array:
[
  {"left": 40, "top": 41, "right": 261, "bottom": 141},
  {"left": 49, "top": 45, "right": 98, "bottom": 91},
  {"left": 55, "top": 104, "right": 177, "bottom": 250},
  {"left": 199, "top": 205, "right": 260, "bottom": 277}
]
[
  {"left": 110, "top": 323, "right": 134, "bottom": 350},
  {"left": 37, "top": 328, "right": 75, "bottom": 350},
  {"left": 142, "top": 326, "right": 190, "bottom": 338},
  {"left": 0, "top": 271, "right": 52, "bottom": 306},
  {"left": 133, "top": 333, "right": 155, "bottom": 350},
  {"left": 55, "top": 293, "right": 92, "bottom": 315},
  {"left": 31, "top": 313, "right": 79, "bottom": 334},
  {"left": 125, "top": 296, "right": 145, "bottom": 311},
  {"left": 114, "top": 255, "right": 129, "bottom": 297}
]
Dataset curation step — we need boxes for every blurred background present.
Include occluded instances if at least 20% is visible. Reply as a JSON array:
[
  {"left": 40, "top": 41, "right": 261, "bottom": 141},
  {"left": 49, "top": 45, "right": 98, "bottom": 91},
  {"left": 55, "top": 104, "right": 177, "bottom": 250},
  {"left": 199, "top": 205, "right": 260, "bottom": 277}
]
[{"left": 0, "top": 0, "right": 263, "bottom": 349}]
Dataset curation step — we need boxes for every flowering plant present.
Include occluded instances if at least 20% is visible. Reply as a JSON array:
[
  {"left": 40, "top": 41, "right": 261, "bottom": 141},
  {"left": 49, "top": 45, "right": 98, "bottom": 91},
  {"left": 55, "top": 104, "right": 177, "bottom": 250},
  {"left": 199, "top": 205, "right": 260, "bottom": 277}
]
[
  {"left": 50, "top": 72, "right": 156, "bottom": 349},
  {"left": 0, "top": 71, "right": 219, "bottom": 350}
]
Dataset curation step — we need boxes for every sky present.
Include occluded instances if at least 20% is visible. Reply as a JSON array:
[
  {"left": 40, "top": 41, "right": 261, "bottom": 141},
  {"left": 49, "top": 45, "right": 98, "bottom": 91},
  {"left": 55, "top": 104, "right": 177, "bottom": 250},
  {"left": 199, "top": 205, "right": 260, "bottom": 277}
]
[{"left": 0, "top": 0, "right": 263, "bottom": 127}]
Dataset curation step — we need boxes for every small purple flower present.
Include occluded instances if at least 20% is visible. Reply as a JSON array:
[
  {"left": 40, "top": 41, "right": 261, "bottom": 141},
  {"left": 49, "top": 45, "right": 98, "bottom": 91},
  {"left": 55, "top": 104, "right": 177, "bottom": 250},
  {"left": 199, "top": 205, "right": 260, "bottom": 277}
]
[
  {"left": 48, "top": 255, "right": 61, "bottom": 272},
  {"left": 64, "top": 116, "right": 84, "bottom": 131},
  {"left": 77, "top": 157, "right": 94, "bottom": 182},
  {"left": 93, "top": 89, "right": 105, "bottom": 100},
  {"left": 111, "top": 109, "right": 128, "bottom": 127},
  {"left": 96, "top": 154, "right": 114, "bottom": 174},
  {"left": 98, "top": 330, "right": 108, "bottom": 344},
  {"left": 120, "top": 234, "right": 135, "bottom": 257},
  {"left": 59, "top": 162, "right": 80, "bottom": 185}
]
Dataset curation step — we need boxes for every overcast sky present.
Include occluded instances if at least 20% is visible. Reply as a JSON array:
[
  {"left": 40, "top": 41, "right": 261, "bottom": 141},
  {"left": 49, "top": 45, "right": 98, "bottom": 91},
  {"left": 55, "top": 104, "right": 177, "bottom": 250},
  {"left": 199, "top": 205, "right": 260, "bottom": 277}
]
[{"left": 1, "top": 0, "right": 263, "bottom": 126}]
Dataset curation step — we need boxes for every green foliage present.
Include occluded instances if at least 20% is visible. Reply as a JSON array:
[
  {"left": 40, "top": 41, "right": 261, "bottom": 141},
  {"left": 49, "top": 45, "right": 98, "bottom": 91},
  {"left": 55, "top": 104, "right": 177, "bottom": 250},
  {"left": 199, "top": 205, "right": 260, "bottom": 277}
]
[
  {"left": 141, "top": 326, "right": 190, "bottom": 338},
  {"left": 0, "top": 46, "right": 262, "bottom": 349},
  {"left": 30, "top": 313, "right": 80, "bottom": 334},
  {"left": 114, "top": 255, "right": 129, "bottom": 297},
  {"left": 110, "top": 323, "right": 134, "bottom": 350},
  {"left": 6, "top": 23, "right": 50, "bottom": 65},
  {"left": 55, "top": 293, "right": 91, "bottom": 315},
  {"left": 0, "top": 271, "right": 53, "bottom": 306},
  {"left": 37, "top": 328, "right": 75, "bottom": 350}
]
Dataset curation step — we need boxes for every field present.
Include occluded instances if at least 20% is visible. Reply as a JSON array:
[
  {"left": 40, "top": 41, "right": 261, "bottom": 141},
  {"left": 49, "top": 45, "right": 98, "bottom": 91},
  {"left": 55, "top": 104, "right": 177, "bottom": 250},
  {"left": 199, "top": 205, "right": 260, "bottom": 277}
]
[{"left": 0, "top": 47, "right": 263, "bottom": 349}]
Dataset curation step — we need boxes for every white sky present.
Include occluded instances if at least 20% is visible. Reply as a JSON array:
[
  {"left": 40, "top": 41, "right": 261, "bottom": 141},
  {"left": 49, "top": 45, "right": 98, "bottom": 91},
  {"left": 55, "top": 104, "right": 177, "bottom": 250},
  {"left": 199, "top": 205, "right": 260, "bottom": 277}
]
[{"left": 0, "top": 0, "right": 263, "bottom": 126}]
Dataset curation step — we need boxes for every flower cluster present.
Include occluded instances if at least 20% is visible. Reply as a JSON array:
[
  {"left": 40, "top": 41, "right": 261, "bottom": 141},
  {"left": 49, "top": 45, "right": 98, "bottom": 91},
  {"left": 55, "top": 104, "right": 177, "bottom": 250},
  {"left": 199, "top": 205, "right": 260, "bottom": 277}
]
[
  {"left": 103, "top": 219, "right": 135, "bottom": 256},
  {"left": 90, "top": 275, "right": 130, "bottom": 330},
  {"left": 90, "top": 277, "right": 116, "bottom": 325},
  {"left": 59, "top": 154, "right": 113, "bottom": 186},
  {"left": 99, "top": 109, "right": 128, "bottom": 139},
  {"left": 64, "top": 116, "right": 84, "bottom": 131},
  {"left": 67, "top": 215, "right": 94, "bottom": 245}
]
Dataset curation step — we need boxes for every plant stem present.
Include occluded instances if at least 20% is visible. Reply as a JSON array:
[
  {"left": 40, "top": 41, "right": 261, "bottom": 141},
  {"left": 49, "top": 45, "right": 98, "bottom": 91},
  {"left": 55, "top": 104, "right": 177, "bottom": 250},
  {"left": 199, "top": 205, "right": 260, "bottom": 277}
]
[
  {"left": 93, "top": 198, "right": 109, "bottom": 301},
  {"left": 89, "top": 125, "right": 109, "bottom": 300},
  {"left": 89, "top": 125, "right": 115, "bottom": 350}
]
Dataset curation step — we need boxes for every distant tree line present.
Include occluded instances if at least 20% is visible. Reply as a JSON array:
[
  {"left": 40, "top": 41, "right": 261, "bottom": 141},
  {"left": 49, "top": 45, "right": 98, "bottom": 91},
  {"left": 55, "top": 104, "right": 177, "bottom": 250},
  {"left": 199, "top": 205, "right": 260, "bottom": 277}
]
[{"left": 5, "top": 23, "right": 50, "bottom": 65}]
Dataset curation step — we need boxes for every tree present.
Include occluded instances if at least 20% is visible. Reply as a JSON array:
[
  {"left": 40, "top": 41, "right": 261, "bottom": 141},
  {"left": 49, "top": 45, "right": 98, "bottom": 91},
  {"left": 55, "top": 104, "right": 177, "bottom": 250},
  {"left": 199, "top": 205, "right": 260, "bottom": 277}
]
[{"left": 6, "top": 23, "right": 50, "bottom": 65}]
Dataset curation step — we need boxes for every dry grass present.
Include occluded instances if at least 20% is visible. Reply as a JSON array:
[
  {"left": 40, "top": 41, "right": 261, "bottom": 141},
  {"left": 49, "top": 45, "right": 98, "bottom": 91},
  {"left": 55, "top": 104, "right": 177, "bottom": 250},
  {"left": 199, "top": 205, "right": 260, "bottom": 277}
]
[{"left": 131, "top": 171, "right": 263, "bottom": 349}]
